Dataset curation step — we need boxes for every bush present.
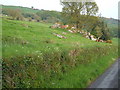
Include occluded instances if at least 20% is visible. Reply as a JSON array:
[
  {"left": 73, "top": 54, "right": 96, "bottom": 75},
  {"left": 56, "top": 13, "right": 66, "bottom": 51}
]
[{"left": 3, "top": 9, "right": 24, "bottom": 20}]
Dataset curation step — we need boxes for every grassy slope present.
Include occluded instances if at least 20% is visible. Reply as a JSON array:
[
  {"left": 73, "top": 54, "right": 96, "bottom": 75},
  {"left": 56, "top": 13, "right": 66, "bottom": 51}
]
[
  {"left": 3, "top": 17, "right": 113, "bottom": 57},
  {"left": 2, "top": 17, "right": 118, "bottom": 88},
  {"left": 2, "top": 5, "right": 118, "bottom": 37}
]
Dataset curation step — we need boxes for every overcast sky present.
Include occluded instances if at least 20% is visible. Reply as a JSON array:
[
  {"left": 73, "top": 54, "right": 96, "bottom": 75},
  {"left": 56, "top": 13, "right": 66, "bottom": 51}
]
[{"left": 0, "top": 0, "right": 119, "bottom": 19}]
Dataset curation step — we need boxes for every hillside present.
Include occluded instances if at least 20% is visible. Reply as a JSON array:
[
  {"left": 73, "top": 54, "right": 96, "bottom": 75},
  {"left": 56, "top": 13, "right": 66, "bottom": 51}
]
[
  {"left": 2, "top": 16, "right": 118, "bottom": 88},
  {"left": 1, "top": 5, "right": 62, "bottom": 23},
  {"left": 1, "top": 5, "right": 119, "bottom": 38},
  {"left": 2, "top": 5, "right": 40, "bottom": 13},
  {"left": 103, "top": 17, "right": 118, "bottom": 25},
  {"left": 1, "top": 17, "right": 105, "bottom": 57}
]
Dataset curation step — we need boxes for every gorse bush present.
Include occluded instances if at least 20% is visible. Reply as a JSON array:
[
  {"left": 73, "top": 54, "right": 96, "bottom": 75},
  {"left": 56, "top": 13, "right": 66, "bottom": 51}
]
[{"left": 2, "top": 45, "right": 116, "bottom": 88}]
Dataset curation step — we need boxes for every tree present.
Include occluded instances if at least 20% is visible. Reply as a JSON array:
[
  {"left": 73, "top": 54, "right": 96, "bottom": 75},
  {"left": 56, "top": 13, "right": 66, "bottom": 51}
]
[
  {"left": 61, "top": 1, "right": 99, "bottom": 29},
  {"left": 36, "top": 11, "right": 52, "bottom": 20},
  {"left": 61, "top": 2, "right": 83, "bottom": 29},
  {"left": 5, "top": 9, "right": 24, "bottom": 20},
  {"left": 90, "top": 19, "right": 111, "bottom": 40},
  {"left": 99, "top": 21, "right": 111, "bottom": 40},
  {"left": 84, "top": 2, "right": 98, "bottom": 16},
  {"left": 46, "top": 17, "right": 60, "bottom": 23},
  {"left": 33, "top": 14, "right": 41, "bottom": 22},
  {"left": 36, "top": 11, "right": 61, "bottom": 23}
]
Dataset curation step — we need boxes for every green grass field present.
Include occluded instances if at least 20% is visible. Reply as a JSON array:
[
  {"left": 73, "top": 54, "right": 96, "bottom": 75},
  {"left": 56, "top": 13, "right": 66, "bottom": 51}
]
[{"left": 2, "top": 17, "right": 118, "bottom": 88}]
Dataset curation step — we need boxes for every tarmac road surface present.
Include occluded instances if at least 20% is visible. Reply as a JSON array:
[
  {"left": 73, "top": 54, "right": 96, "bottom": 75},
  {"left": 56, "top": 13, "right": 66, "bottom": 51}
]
[{"left": 88, "top": 59, "right": 119, "bottom": 88}]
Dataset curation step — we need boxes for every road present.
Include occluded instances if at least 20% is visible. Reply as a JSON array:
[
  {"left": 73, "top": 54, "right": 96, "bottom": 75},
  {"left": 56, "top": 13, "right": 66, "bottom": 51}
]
[{"left": 88, "top": 59, "right": 119, "bottom": 88}]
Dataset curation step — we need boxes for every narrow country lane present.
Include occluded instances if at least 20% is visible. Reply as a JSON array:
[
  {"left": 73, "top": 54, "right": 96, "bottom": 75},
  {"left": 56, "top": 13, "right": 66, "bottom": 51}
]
[{"left": 88, "top": 59, "right": 119, "bottom": 88}]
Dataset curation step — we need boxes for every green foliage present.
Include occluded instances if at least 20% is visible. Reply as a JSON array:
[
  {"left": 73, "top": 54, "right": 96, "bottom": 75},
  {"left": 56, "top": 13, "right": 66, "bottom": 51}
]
[
  {"left": 61, "top": 2, "right": 98, "bottom": 29},
  {"left": 90, "top": 19, "right": 111, "bottom": 40},
  {"left": 2, "top": 8, "right": 24, "bottom": 20},
  {"left": 2, "top": 5, "right": 61, "bottom": 23},
  {"left": 36, "top": 10, "right": 61, "bottom": 23},
  {"left": 22, "top": 13, "right": 41, "bottom": 22},
  {"left": 91, "top": 26, "right": 102, "bottom": 38},
  {"left": 61, "top": 2, "right": 113, "bottom": 40},
  {"left": 100, "top": 21, "right": 111, "bottom": 40},
  {"left": 85, "top": 2, "right": 99, "bottom": 16},
  {"left": 102, "top": 17, "right": 119, "bottom": 38}
]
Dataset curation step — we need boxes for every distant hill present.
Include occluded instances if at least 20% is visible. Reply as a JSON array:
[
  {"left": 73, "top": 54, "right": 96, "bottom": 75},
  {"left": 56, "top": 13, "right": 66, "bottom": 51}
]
[
  {"left": 103, "top": 17, "right": 118, "bottom": 25},
  {"left": 2, "top": 5, "right": 62, "bottom": 23},
  {"left": 2, "top": 5, "right": 41, "bottom": 13}
]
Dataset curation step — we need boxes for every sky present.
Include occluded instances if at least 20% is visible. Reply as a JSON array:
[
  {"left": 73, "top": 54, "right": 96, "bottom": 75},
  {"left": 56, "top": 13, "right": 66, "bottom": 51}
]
[{"left": 0, "top": 0, "right": 119, "bottom": 19}]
